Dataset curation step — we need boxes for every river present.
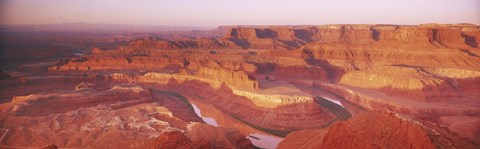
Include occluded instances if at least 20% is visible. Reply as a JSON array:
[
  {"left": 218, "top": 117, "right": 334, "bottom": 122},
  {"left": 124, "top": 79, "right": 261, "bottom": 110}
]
[
  {"left": 152, "top": 89, "right": 349, "bottom": 149},
  {"left": 190, "top": 101, "right": 283, "bottom": 149}
]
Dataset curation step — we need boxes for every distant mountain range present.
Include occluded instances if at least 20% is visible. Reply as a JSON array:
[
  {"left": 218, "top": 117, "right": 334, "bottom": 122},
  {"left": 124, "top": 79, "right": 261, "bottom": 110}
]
[{"left": 0, "top": 23, "right": 216, "bottom": 33}]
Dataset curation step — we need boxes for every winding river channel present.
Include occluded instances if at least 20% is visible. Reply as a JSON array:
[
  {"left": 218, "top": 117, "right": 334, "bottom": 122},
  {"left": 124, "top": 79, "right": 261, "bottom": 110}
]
[{"left": 152, "top": 89, "right": 350, "bottom": 149}]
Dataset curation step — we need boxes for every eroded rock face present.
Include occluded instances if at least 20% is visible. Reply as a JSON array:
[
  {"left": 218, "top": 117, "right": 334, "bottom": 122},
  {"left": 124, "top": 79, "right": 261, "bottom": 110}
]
[
  {"left": 109, "top": 68, "right": 258, "bottom": 91},
  {"left": 223, "top": 24, "right": 480, "bottom": 50},
  {"left": 149, "top": 131, "right": 211, "bottom": 149},
  {"left": 0, "top": 77, "right": 210, "bottom": 148},
  {"left": 322, "top": 111, "right": 435, "bottom": 149},
  {"left": 438, "top": 116, "right": 480, "bottom": 145},
  {"left": 277, "top": 129, "right": 327, "bottom": 149},
  {"left": 9, "top": 83, "right": 152, "bottom": 117},
  {"left": 279, "top": 111, "right": 436, "bottom": 149},
  {"left": 188, "top": 123, "right": 254, "bottom": 149},
  {"left": 119, "top": 24, "right": 480, "bottom": 50},
  {"left": 148, "top": 124, "right": 255, "bottom": 149},
  {"left": 91, "top": 47, "right": 104, "bottom": 54},
  {"left": 196, "top": 67, "right": 259, "bottom": 90}
]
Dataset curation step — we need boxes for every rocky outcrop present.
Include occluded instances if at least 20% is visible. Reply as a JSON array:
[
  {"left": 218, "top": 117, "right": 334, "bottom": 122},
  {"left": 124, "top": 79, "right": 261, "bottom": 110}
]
[
  {"left": 254, "top": 63, "right": 336, "bottom": 83},
  {"left": 225, "top": 27, "right": 306, "bottom": 50},
  {"left": 9, "top": 83, "right": 152, "bottom": 117},
  {"left": 109, "top": 67, "right": 258, "bottom": 91},
  {"left": 149, "top": 131, "right": 211, "bottom": 149},
  {"left": 231, "top": 88, "right": 313, "bottom": 108},
  {"left": 0, "top": 78, "right": 207, "bottom": 148},
  {"left": 279, "top": 111, "right": 436, "bottom": 149},
  {"left": 438, "top": 116, "right": 480, "bottom": 145},
  {"left": 149, "top": 124, "right": 254, "bottom": 149},
  {"left": 196, "top": 67, "right": 259, "bottom": 90},
  {"left": 188, "top": 123, "right": 254, "bottom": 149},
  {"left": 322, "top": 111, "right": 435, "bottom": 149},
  {"left": 338, "top": 66, "right": 454, "bottom": 100},
  {"left": 91, "top": 47, "right": 104, "bottom": 54},
  {"left": 277, "top": 129, "right": 327, "bottom": 149},
  {"left": 1, "top": 94, "right": 181, "bottom": 148}
]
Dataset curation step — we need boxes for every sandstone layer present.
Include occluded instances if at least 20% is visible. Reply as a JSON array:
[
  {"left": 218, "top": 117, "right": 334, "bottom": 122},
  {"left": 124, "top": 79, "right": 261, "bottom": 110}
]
[
  {"left": 149, "top": 131, "right": 211, "bottom": 149},
  {"left": 279, "top": 111, "right": 436, "bottom": 149}
]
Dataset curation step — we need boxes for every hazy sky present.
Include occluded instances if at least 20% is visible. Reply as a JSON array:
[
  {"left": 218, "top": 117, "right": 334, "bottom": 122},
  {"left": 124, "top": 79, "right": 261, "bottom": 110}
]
[{"left": 1, "top": 0, "right": 479, "bottom": 26}]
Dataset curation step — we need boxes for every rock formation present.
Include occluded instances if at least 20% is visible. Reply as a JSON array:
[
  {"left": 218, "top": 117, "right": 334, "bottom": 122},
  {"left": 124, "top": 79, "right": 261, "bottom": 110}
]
[
  {"left": 121, "top": 24, "right": 479, "bottom": 50},
  {"left": 188, "top": 123, "right": 254, "bottom": 149},
  {"left": 438, "top": 116, "right": 480, "bottom": 145},
  {"left": 91, "top": 47, "right": 104, "bottom": 54},
  {"left": 322, "top": 111, "right": 435, "bottom": 149},
  {"left": 279, "top": 111, "right": 436, "bottom": 149},
  {"left": 2, "top": 24, "right": 480, "bottom": 148},
  {"left": 149, "top": 131, "right": 211, "bottom": 149},
  {"left": 41, "top": 144, "right": 59, "bottom": 149},
  {"left": 277, "top": 129, "right": 327, "bottom": 149}
]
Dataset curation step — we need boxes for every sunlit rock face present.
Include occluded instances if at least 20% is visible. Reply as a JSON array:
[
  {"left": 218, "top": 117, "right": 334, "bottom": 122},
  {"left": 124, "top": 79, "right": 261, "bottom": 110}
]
[
  {"left": 187, "top": 123, "right": 255, "bottom": 149},
  {"left": 149, "top": 131, "right": 212, "bottom": 149},
  {"left": 149, "top": 125, "right": 255, "bottom": 149},
  {"left": 279, "top": 111, "right": 437, "bottom": 149},
  {"left": 322, "top": 111, "right": 436, "bottom": 149},
  {"left": 1, "top": 24, "right": 480, "bottom": 148}
]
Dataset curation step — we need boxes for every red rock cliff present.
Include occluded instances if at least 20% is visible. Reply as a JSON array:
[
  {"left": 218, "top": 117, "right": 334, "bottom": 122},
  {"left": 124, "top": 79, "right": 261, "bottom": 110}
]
[{"left": 223, "top": 24, "right": 479, "bottom": 49}]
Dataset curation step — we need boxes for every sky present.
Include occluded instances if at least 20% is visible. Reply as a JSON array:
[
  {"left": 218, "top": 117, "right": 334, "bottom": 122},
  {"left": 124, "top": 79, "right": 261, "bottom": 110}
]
[{"left": 1, "top": 0, "right": 479, "bottom": 27}]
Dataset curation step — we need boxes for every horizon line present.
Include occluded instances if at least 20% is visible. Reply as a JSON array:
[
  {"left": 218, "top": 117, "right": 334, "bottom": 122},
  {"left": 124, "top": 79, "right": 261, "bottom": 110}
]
[{"left": 1, "top": 22, "right": 479, "bottom": 27}]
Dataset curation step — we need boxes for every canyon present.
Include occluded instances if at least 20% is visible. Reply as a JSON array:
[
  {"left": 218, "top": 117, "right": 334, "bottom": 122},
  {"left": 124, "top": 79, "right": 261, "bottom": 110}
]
[{"left": 0, "top": 24, "right": 479, "bottom": 148}]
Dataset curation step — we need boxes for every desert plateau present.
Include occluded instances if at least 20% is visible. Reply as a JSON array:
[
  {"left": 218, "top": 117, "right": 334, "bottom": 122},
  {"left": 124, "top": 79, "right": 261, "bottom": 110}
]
[{"left": 1, "top": 0, "right": 480, "bottom": 149}]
